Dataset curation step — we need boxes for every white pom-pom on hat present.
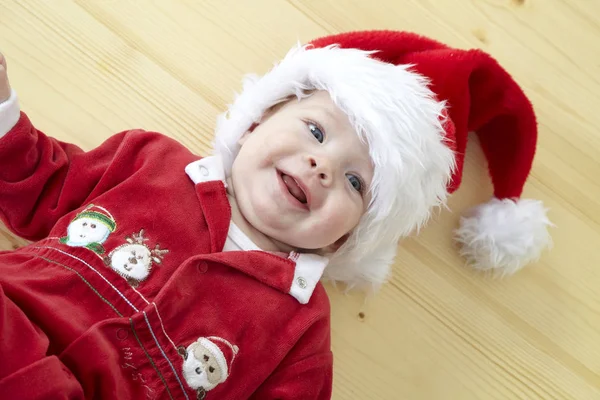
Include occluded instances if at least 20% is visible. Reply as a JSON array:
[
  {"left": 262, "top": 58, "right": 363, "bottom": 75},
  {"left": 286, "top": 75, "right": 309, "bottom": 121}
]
[{"left": 455, "top": 198, "right": 553, "bottom": 276}]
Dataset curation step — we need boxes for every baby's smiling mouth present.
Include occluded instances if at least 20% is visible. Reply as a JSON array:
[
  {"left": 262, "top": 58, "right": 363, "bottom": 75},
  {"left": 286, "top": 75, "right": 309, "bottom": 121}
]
[{"left": 281, "top": 173, "right": 308, "bottom": 204}]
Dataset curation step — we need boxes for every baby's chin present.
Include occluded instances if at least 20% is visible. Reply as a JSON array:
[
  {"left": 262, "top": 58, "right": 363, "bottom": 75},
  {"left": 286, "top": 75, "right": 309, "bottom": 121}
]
[{"left": 269, "top": 234, "right": 340, "bottom": 257}]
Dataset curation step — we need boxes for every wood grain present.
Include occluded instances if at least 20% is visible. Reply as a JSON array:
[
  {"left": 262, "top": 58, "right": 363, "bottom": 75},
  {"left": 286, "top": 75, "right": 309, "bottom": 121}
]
[{"left": 1, "top": 0, "right": 599, "bottom": 398}]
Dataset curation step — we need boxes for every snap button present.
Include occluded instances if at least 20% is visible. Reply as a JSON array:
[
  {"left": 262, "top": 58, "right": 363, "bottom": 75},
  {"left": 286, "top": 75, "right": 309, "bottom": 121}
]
[
  {"left": 197, "top": 262, "right": 208, "bottom": 273},
  {"left": 297, "top": 277, "right": 307, "bottom": 289},
  {"left": 116, "top": 328, "right": 129, "bottom": 341},
  {"left": 199, "top": 166, "right": 209, "bottom": 177}
]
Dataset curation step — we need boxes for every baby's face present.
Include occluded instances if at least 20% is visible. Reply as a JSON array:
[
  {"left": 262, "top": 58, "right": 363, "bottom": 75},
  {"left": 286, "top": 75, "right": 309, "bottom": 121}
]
[{"left": 231, "top": 91, "right": 373, "bottom": 250}]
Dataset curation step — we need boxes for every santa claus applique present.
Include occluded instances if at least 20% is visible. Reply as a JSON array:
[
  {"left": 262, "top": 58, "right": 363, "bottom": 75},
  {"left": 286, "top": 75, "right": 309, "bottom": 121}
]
[{"left": 178, "top": 337, "right": 239, "bottom": 400}]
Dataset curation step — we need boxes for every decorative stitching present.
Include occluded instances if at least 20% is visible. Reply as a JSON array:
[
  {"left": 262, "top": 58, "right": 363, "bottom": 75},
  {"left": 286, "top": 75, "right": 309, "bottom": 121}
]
[
  {"left": 143, "top": 311, "right": 190, "bottom": 400},
  {"left": 253, "top": 250, "right": 296, "bottom": 265},
  {"left": 119, "top": 347, "right": 157, "bottom": 399},
  {"left": 37, "top": 249, "right": 182, "bottom": 400},
  {"left": 130, "top": 319, "right": 175, "bottom": 400},
  {"left": 131, "top": 286, "right": 150, "bottom": 305},
  {"left": 34, "top": 246, "right": 172, "bottom": 356},
  {"left": 152, "top": 302, "right": 178, "bottom": 352},
  {"left": 37, "top": 256, "right": 123, "bottom": 317},
  {"left": 33, "top": 246, "right": 139, "bottom": 313}
]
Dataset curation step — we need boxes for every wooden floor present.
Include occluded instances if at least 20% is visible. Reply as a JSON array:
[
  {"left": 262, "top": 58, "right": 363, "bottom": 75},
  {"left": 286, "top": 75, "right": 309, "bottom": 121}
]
[{"left": 1, "top": 1, "right": 599, "bottom": 399}]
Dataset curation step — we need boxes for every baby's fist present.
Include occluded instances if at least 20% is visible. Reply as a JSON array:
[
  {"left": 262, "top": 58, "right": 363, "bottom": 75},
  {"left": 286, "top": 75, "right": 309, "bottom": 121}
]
[{"left": 0, "top": 52, "right": 11, "bottom": 104}]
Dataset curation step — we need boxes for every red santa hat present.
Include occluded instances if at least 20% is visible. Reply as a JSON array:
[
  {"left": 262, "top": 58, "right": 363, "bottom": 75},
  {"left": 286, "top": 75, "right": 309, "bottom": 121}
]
[
  {"left": 213, "top": 30, "right": 552, "bottom": 289},
  {"left": 199, "top": 337, "right": 239, "bottom": 383}
]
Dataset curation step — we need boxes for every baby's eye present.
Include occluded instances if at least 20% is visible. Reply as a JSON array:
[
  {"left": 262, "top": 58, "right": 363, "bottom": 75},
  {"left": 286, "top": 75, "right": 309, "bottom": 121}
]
[
  {"left": 203, "top": 355, "right": 210, "bottom": 361},
  {"left": 209, "top": 366, "right": 215, "bottom": 373},
  {"left": 82, "top": 222, "right": 87, "bottom": 227},
  {"left": 346, "top": 174, "right": 363, "bottom": 193},
  {"left": 91, "top": 224, "right": 96, "bottom": 229},
  {"left": 307, "top": 122, "right": 324, "bottom": 143}
]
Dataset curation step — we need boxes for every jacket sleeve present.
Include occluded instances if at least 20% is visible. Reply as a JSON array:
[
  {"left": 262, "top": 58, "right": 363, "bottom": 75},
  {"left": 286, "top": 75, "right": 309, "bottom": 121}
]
[
  {"left": 250, "top": 315, "right": 334, "bottom": 400},
  {"left": 0, "top": 282, "right": 85, "bottom": 400},
  {"left": 0, "top": 94, "right": 163, "bottom": 241},
  {"left": 0, "top": 356, "right": 85, "bottom": 400}
]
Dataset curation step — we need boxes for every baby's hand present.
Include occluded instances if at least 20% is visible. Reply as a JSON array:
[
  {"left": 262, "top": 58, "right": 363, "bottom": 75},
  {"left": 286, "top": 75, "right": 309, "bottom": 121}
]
[{"left": 0, "top": 52, "right": 11, "bottom": 104}]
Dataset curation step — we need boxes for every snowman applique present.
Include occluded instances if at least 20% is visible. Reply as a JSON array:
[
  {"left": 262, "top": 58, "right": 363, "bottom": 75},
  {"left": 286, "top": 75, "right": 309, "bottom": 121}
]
[
  {"left": 178, "top": 337, "right": 239, "bottom": 400},
  {"left": 104, "top": 229, "right": 169, "bottom": 287},
  {"left": 60, "top": 204, "right": 116, "bottom": 254}
]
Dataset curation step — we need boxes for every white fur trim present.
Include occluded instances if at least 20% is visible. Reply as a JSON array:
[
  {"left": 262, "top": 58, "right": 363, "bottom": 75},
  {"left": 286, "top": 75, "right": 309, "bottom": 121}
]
[
  {"left": 0, "top": 89, "right": 20, "bottom": 138},
  {"left": 324, "top": 242, "right": 397, "bottom": 292},
  {"left": 454, "top": 198, "right": 553, "bottom": 276},
  {"left": 288, "top": 252, "right": 329, "bottom": 304},
  {"left": 213, "top": 44, "right": 455, "bottom": 290}
]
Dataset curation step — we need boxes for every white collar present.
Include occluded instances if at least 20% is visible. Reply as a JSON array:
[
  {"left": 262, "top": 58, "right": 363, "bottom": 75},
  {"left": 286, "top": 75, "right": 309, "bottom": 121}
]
[
  {"left": 185, "top": 156, "right": 329, "bottom": 304},
  {"left": 185, "top": 154, "right": 228, "bottom": 186}
]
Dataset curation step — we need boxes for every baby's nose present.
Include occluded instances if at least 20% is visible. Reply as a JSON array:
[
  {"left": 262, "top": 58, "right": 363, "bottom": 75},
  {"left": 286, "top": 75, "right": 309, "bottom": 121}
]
[{"left": 309, "top": 156, "right": 333, "bottom": 186}]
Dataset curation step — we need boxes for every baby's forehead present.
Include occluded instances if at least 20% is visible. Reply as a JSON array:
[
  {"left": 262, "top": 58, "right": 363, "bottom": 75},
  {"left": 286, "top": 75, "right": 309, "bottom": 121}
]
[{"left": 291, "top": 91, "right": 342, "bottom": 119}]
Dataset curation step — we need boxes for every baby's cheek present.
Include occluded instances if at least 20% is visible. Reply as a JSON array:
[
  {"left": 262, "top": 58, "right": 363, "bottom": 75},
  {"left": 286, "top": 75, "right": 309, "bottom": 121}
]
[{"left": 320, "top": 201, "right": 362, "bottom": 237}]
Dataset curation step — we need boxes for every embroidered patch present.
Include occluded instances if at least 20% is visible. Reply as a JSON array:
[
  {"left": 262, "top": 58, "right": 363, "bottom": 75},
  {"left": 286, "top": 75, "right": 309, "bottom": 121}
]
[
  {"left": 177, "top": 337, "right": 239, "bottom": 400},
  {"left": 104, "top": 229, "right": 169, "bottom": 287},
  {"left": 59, "top": 204, "right": 116, "bottom": 254}
]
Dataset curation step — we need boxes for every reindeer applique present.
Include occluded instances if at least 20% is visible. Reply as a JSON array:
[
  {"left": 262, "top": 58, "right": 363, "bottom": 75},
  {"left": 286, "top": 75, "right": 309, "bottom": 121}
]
[{"left": 104, "top": 229, "right": 169, "bottom": 287}]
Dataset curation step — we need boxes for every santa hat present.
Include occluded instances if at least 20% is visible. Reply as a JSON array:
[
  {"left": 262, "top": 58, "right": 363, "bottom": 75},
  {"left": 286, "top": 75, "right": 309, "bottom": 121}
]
[
  {"left": 213, "top": 30, "right": 552, "bottom": 289},
  {"left": 199, "top": 337, "right": 239, "bottom": 383},
  {"left": 73, "top": 204, "right": 117, "bottom": 232}
]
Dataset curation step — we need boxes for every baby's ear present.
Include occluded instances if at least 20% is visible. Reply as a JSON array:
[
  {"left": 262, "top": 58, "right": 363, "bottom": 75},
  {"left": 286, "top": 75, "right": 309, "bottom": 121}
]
[
  {"left": 238, "top": 123, "right": 258, "bottom": 146},
  {"left": 238, "top": 98, "right": 291, "bottom": 146}
]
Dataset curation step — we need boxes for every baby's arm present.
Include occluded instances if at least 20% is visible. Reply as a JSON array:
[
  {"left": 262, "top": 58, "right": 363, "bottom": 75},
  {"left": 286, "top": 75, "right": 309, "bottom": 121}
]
[{"left": 0, "top": 53, "right": 156, "bottom": 241}]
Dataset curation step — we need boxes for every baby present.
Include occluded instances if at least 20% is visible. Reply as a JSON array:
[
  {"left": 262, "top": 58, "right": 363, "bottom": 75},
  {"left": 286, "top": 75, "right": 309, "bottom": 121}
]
[{"left": 0, "top": 30, "right": 551, "bottom": 399}]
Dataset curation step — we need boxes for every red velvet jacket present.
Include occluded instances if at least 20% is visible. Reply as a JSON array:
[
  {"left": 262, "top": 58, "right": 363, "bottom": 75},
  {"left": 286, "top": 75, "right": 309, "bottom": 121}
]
[{"left": 0, "top": 111, "right": 333, "bottom": 400}]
